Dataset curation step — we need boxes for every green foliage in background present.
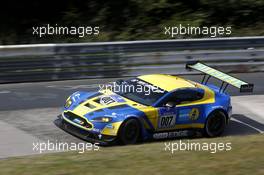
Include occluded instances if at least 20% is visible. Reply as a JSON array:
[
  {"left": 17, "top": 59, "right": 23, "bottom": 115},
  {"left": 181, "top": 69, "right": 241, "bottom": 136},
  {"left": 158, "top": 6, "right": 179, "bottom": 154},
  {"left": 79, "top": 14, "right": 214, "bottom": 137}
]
[{"left": 0, "top": 0, "right": 263, "bottom": 44}]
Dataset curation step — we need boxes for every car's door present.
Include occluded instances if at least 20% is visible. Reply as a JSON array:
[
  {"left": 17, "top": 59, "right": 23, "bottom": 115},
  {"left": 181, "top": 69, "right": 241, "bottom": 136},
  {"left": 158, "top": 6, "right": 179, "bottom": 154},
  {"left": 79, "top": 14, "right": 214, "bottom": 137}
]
[
  {"left": 173, "top": 88, "right": 204, "bottom": 126},
  {"left": 156, "top": 88, "right": 204, "bottom": 130},
  {"left": 157, "top": 106, "right": 177, "bottom": 130},
  {"left": 156, "top": 91, "right": 179, "bottom": 131}
]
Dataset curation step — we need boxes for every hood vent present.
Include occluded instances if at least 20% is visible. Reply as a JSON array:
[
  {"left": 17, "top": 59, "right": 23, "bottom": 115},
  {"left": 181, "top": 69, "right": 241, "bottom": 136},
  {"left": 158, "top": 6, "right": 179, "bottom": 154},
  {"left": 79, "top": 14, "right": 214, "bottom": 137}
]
[{"left": 85, "top": 103, "right": 96, "bottom": 109}]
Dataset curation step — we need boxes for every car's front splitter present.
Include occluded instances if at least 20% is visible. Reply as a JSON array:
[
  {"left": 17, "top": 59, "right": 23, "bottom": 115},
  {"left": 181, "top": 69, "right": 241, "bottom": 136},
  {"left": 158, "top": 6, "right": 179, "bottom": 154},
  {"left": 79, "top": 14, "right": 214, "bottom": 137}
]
[{"left": 54, "top": 115, "right": 117, "bottom": 146}]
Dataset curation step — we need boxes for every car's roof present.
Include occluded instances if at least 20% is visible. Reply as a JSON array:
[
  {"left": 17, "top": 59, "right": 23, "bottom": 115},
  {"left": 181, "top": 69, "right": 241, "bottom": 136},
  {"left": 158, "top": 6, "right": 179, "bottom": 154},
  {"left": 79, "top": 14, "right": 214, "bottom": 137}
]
[{"left": 138, "top": 74, "right": 196, "bottom": 92}]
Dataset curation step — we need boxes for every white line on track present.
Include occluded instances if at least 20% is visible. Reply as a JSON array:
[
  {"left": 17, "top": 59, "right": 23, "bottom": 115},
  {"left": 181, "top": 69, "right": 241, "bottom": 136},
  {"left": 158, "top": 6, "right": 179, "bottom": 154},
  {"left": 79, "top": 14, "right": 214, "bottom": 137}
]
[{"left": 232, "top": 118, "right": 264, "bottom": 134}]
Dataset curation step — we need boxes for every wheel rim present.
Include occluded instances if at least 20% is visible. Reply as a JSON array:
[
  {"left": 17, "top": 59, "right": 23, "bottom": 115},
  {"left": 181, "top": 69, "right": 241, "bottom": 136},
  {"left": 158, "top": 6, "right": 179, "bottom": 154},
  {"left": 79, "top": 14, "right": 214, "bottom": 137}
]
[
  {"left": 124, "top": 122, "right": 138, "bottom": 140},
  {"left": 209, "top": 116, "right": 222, "bottom": 132}
]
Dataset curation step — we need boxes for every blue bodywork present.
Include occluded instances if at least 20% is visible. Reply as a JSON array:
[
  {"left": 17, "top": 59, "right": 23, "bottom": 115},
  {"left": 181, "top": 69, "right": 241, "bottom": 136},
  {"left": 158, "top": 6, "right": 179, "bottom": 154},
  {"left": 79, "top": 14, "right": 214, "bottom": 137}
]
[{"left": 61, "top": 82, "right": 232, "bottom": 143}]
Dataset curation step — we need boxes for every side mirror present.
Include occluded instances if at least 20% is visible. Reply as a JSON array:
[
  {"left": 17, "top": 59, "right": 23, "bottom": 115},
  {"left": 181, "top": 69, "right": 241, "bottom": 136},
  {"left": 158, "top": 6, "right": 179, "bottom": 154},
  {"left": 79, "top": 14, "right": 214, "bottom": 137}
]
[{"left": 165, "top": 101, "right": 176, "bottom": 108}]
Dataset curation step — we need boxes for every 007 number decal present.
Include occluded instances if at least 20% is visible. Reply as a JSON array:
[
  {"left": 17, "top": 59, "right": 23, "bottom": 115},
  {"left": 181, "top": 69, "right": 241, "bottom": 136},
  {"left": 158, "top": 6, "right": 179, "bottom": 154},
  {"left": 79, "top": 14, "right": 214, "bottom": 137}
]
[{"left": 159, "top": 115, "right": 176, "bottom": 128}]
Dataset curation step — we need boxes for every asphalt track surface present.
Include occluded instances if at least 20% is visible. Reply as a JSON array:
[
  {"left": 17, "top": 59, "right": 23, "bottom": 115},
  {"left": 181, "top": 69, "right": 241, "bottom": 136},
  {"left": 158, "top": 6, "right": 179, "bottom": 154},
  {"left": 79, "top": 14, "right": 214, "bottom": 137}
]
[{"left": 0, "top": 73, "right": 263, "bottom": 158}]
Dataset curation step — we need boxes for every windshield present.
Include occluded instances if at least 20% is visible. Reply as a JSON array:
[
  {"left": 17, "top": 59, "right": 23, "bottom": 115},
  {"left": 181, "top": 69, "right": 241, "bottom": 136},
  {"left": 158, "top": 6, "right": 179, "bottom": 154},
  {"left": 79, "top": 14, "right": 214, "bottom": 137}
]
[{"left": 114, "top": 78, "right": 168, "bottom": 106}]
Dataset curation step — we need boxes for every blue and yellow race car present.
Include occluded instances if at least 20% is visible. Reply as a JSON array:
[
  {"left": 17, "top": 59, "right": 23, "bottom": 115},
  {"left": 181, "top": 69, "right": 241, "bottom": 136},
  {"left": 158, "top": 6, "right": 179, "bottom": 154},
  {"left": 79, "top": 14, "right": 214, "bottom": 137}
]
[{"left": 56, "top": 62, "right": 253, "bottom": 145}]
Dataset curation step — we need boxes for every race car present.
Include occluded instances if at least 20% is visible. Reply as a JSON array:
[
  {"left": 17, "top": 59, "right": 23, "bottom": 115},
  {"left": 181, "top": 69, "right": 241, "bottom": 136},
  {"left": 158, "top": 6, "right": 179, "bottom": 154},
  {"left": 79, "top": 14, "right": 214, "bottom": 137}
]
[{"left": 55, "top": 61, "right": 254, "bottom": 145}]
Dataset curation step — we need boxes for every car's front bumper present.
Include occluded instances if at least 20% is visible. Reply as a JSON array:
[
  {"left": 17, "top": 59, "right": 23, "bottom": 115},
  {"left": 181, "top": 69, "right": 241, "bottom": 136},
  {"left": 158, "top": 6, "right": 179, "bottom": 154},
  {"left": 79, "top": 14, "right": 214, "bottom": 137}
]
[{"left": 55, "top": 115, "right": 117, "bottom": 146}]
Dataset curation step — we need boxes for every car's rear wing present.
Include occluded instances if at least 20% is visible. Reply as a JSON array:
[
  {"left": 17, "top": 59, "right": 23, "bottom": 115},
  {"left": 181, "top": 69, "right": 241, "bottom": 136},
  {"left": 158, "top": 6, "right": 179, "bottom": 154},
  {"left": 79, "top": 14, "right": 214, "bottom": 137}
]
[{"left": 186, "top": 61, "right": 254, "bottom": 92}]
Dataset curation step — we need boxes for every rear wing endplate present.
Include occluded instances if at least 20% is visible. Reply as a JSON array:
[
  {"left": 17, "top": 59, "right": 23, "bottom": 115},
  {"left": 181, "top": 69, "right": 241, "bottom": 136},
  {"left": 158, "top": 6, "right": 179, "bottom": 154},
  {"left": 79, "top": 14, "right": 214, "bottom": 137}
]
[{"left": 186, "top": 61, "right": 254, "bottom": 92}]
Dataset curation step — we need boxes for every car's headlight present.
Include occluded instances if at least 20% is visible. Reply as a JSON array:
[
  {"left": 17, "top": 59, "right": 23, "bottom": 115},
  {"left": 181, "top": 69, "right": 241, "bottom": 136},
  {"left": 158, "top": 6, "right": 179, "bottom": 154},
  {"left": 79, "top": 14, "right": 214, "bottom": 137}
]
[
  {"left": 91, "top": 116, "right": 113, "bottom": 122},
  {"left": 64, "top": 98, "right": 72, "bottom": 108}
]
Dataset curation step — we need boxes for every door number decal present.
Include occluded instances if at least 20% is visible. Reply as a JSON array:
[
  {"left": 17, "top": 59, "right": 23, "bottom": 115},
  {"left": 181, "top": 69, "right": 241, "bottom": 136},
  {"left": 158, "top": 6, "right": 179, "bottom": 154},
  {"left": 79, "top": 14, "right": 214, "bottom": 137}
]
[{"left": 159, "top": 114, "right": 176, "bottom": 128}]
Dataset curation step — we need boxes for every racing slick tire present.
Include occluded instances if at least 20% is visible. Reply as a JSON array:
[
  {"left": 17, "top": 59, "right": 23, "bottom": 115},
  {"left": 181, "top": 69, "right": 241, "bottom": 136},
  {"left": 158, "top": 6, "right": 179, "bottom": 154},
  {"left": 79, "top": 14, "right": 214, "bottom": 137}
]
[
  {"left": 204, "top": 110, "right": 226, "bottom": 137},
  {"left": 118, "top": 118, "right": 140, "bottom": 145}
]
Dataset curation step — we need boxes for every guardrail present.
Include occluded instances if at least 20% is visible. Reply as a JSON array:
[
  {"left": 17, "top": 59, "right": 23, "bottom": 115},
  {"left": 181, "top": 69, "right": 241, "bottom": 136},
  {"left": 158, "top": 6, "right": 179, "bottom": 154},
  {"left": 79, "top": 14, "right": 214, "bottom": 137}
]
[{"left": 0, "top": 36, "right": 264, "bottom": 83}]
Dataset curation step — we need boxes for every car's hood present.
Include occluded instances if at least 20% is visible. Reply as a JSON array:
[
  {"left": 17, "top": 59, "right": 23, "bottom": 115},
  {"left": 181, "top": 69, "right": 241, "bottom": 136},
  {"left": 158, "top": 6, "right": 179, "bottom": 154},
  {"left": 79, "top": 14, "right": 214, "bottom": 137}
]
[{"left": 65, "top": 90, "right": 147, "bottom": 120}]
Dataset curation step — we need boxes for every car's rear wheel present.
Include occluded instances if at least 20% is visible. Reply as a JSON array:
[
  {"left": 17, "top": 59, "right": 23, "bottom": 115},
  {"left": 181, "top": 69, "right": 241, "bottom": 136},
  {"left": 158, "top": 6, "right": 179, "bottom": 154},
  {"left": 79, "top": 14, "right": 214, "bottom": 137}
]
[
  {"left": 118, "top": 118, "right": 140, "bottom": 145},
  {"left": 204, "top": 111, "right": 226, "bottom": 137}
]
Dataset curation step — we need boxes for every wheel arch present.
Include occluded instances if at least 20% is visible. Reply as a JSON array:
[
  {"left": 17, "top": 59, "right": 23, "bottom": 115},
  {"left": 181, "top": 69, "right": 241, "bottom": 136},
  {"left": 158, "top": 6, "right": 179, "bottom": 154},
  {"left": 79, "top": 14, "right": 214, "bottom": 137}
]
[
  {"left": 206, "top": 108, "right": 228, "bottom": 124},
  {"left": 117, "top": 115, "right": 144, "bottom": 141}
]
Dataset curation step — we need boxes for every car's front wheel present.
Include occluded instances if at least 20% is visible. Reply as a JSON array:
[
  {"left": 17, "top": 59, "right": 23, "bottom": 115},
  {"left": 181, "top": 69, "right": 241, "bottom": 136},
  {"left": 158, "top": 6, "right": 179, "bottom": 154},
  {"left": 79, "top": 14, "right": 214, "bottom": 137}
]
[
  {"left": 118, "top": 118, "right": 140, "bottom": 145},
  {"left": 204, "top": 110, "right": 226, "bottom": 137}
]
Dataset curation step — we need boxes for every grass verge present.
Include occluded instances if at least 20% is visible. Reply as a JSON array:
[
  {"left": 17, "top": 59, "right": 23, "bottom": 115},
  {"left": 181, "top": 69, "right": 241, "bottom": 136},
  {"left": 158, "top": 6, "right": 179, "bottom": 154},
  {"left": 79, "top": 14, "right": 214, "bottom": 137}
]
[{"left": 0, "top": 134, "right": 263, "bottom": 175}]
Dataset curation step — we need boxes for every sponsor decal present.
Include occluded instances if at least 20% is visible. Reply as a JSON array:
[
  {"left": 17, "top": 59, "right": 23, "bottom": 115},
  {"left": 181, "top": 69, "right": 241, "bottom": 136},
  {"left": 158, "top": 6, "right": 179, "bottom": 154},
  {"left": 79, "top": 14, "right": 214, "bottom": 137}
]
[
  {"left": 159, "top": 114, "right": 176, "bottom": 129},
  {"left": 178, "top": 108, "right": 200, "bottom": 121},
  {"left": 153, "top": 130, "right": 189, "bottom": 139},
  {"left": 99, "top": 95, "right": 125, "bottom": 105},
  {"left": 91, "top": 128, "right": 102, "bottom": 133},
  {"left": 178, "top": 109, "right": 190, "bottom": 121},
  {"left": 212, "top": 105, "right": 224, "bottom": 109},
  {"left": 189, "top": 108, "right": 199, "bottom": 120},
  {"left": 73, "top": 118, "right": 84, "bottom": 125},
  {"left": 100, "top": 96, "right": 116, "bottom": 105},
  {"left": 72, "top": 92, "right": 81, "bottom": 102},
  {"left": 158, "top": 108, "right": 177, "bottom": 129}
]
